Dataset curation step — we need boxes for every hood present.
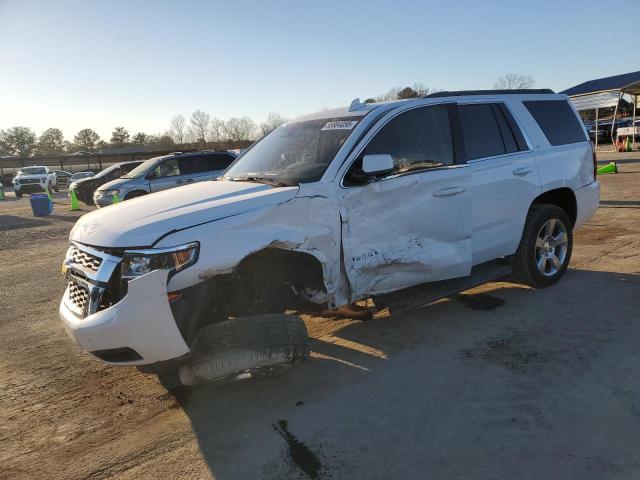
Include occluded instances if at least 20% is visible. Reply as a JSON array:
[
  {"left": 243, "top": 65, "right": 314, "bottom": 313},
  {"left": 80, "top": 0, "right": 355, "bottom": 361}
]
[
  {"left": 70, "top": 180, "right": 299, "bottom": 248},
  {"left": 16, "top": 174, "right": 46, "bottom": 181},
  {"left": 72, "top": 176, "right": 101, "bottom": 189},
  {"left": 97, "top": 177, "right": 130, "bottom": 192}
]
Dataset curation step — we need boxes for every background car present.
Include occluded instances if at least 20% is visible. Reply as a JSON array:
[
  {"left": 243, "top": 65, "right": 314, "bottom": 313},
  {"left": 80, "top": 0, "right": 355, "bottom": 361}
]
[
  {"left": 93, "top": 150, "right": 236, "bottom": 207},
  {"left": 0, "top": 172, "right": 16, "bottom": 187},
  {"left": 70, "top": 171, "right": 94, "bottom": 181},
  {"left": 69, "top": 160, "right": 143, "bottom": 205},
  {"left": 53, "top": 170, "right": 73, "bottom": 189}
]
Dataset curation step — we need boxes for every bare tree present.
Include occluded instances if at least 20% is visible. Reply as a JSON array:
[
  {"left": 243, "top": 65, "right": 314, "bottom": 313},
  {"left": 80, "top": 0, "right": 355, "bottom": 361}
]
[
  {"left": 259, "top": 112, "right": 287, "bottom": 136},
  {"left": 494, "top": 73, "right": 535, "bottom": 89},
  {"left": 131, "top": 132, "right": 151, "bottom": 145},
  {"left": 169, "top": 114, "right": 186, "bottom": 144},
  {"left": 223, "top": 117, "right": 257, "bottom": 142},
  {"left": 190, "top": 110, "right": 210, "bottom": 142},
  {"left": 209, "top": 118, "right": 224, "bottom": 143}
]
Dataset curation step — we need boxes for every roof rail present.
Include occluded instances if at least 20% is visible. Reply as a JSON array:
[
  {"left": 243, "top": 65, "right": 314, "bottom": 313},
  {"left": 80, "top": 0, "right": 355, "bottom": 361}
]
[{"left": 425, "top": 89, "right": 555, "bottom": 98}]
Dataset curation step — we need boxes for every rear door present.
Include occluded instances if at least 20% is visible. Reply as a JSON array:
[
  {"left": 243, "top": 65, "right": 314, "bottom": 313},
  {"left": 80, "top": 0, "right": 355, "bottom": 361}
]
[
  {"left": 458, "top": 102, "right": 541, "bottom": 265},
  {"left": 339, "top": 103, "right": 472, "bottom": 299}
]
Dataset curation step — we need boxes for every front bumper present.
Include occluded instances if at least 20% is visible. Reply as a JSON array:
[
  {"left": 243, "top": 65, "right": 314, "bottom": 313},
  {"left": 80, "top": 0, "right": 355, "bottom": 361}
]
[
  {"left": 59, "top": 268, "right": 190, "bottom": 365},
  {"left": 15, "top": 183, "right": 45, "bottom": 194},
  {"left": 93, "top": 192, "right": 116, "bottom": 208}
]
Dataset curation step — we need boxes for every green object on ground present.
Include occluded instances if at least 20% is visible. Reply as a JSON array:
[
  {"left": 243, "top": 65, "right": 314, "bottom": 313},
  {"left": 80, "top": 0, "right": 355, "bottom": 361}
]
[
  {"left": 597, "top": 161, "right": 618, "bottom": 175},
  {"left": 0, "top": 187, "right": 5, "bottom": 200},
  {"left": 113, "top": 192, "right": 120, "bottom": 204},
  {"left": 69, "top": 189, "right": 80, "bottom": 211},
  {"left": 626, "top": 137, "right": 631, "bottom": 152}
]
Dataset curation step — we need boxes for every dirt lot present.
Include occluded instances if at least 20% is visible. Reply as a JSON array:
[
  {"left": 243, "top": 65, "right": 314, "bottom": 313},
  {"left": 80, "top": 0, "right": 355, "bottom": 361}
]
[{"left": 1, "top": 154, "right": 639, "bottom": 480}]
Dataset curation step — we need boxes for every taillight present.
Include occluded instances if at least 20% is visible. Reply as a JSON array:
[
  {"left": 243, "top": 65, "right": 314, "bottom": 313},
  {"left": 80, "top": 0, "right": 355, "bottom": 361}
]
[{"left": 592, "top": 145, "right": 598, "bottom": 179}]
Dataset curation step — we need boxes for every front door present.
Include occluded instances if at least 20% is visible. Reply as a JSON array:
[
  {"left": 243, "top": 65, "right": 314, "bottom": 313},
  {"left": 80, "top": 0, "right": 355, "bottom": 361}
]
[
  {"left": 148, "top": 158, "right": 183, "bottom": 192},
  {"left": 339, "top": 103, "right": 472, "bottom": 300}
]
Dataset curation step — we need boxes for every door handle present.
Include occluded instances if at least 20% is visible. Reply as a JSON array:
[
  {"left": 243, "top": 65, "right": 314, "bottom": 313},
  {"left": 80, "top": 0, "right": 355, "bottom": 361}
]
[
  {"left": 513, "top": 167, "right": 532, "bottom": 176},
  {"left": 175, "top": 179, "right": 184, "bottom": 184},
  {"left": 185, "top": 178, "right": 194, "bottom": 183},
  {"left": 433, "top": 186, "right": 465, "bottom": 197}
]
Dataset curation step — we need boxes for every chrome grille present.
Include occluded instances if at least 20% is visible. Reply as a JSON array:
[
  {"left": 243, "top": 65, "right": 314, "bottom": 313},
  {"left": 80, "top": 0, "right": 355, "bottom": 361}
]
[
  {"left": 68, "top": 280, "right": 89, "bottom": 312},
  {"left": 19, "top": 178, "right": 40, "bottom": 184},
  {"left": 70, "top": 246, "right": 102, "bottom": 271}
]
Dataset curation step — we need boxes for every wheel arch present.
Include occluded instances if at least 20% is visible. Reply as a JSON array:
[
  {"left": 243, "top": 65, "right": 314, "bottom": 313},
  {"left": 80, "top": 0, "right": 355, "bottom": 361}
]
[
  {"left": 125, "top": 189, "right": 148, "bottom": 200},
  {"left": 531, "top": 187, "right": 577, "bottom": 226}
]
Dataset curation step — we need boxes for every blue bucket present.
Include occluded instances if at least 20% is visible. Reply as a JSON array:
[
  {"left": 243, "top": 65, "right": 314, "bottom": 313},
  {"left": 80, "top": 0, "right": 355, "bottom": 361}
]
[{"left": 30, "top": 194, "right": 54, "bottom": 217}]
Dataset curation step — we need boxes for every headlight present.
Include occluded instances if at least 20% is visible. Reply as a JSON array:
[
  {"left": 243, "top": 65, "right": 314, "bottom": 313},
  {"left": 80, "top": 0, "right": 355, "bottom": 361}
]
[
  {"left": 121, "top": 242, "right": 199, "bottom": 280},
  {"left": 99, "top": 189, "right": 119, "bottom": 197}
]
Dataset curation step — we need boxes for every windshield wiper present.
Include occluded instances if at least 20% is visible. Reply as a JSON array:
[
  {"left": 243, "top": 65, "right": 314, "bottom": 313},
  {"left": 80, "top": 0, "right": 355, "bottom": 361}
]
[{"left": 230, "top": 176, "right": 292, "bottom": 187}]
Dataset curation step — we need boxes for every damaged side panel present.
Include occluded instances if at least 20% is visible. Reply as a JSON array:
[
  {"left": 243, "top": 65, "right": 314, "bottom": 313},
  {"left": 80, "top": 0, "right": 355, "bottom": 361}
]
[
  {"left": 157, "top": 182, "right": 348, "bottom": 308},
  {"left": 339, "top": 167, "right": 473, "bottom": 300}
]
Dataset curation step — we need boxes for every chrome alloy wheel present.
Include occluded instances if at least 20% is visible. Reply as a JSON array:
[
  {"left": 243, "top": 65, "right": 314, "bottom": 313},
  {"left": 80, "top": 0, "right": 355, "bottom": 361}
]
[{"left": 535, "top": 218, "right": 569, "bottom": 276}]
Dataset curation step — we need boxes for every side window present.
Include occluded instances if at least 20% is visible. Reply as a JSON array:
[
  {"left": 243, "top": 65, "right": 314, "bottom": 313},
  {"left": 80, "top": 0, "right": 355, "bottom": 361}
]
[
  {"left": 152, "top": 158, "right": 180, "bottom": 178},
  {"left": 205, "top": 153, "right": 235, "bottom": 171},
  {"left": 523, "top": 100, "right": 588, "bottom": 146},
  {"left": 121, "top": 162, "right": 140, "bottom": 174},
  {"left": 178, "top": 156, "right": 206, "bottom": 175},
  {"left": 458, "top": 104, "right": 506, "bottom": 160},
  {"left": 358, "top": 104, "right": 454, "bottom": 177}
]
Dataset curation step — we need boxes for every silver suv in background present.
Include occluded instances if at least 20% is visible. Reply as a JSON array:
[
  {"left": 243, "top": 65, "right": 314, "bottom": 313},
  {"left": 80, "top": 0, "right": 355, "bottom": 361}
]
[{"left": 93, "top": 151, "right": 237, "bottom": 207}]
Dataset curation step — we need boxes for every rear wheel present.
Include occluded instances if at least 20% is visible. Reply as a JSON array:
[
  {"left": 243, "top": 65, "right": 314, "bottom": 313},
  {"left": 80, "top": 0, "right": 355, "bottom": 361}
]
[
  {"left": 53, "top": 182, "right": 59, "bottom": 192},
  {"left": 14, "top": 190, "right": 22, "bottom": 198},
  {"left": 512, "top": 204, "right": 573, "bottom": 288}
]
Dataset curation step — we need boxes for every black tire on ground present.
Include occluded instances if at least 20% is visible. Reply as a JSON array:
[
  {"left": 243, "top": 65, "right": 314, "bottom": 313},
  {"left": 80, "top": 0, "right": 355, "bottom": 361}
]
[
  {"left": 178, "top": 314, "right": 310, "bottom": 386},
  {"left": 14, "top": 190, "right": 22, "bottom": 198},
  {"left": 53, "top": 183, "right": 59, "bottom": 192},
  {"left": 511, "top": 203, "right": 573, "bottom": 289},
  {"left": 125, "top": 190, "right": 147, "bottom": 200}
]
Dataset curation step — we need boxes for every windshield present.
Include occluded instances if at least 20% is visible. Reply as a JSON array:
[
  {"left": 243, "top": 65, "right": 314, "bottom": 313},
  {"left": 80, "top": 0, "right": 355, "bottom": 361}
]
[
  {"left": 71, "top": 172, "right": 93, "bottom": 180},
  {"left": 20, "top": 167, "right": 46, "bottom": 175},
  {"left": 95, "top": 164, "right": 123, "bottom": 179},
  {"left": 121, "top": 157, "right": 160, "bottom": 178},
  {"left": 223, "top": 116, "right": 363, "bottom": 185}
]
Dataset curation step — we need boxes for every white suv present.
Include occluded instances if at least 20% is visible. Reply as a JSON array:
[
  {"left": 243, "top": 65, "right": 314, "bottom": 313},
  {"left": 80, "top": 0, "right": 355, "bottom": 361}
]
[{"left": 60, "top": 90, "right": 599, "bottom": 378}]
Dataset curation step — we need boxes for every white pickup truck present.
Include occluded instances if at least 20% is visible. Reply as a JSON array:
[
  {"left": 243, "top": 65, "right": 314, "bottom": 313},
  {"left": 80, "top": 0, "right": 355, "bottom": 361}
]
[
  {"left": 60, "top": 90, "right": 599, "bottom": 382},
  {"left": 13, "top": 165, "right": 58, "bottom": 197}
]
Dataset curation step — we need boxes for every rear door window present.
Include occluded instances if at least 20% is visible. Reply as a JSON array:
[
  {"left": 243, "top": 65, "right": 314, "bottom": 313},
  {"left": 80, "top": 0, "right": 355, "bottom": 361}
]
[
  {"left": 523, "top": 100, "right": 588, "bottom": 146},
  {"left": 458, "top": 104, "right": 506, "bottom": 160},
  {"left": 178, "top": 156, "right": 207, "bottom": 174},
  {"left": 204, "top": 153, "right": 235, "bottom": 171}
]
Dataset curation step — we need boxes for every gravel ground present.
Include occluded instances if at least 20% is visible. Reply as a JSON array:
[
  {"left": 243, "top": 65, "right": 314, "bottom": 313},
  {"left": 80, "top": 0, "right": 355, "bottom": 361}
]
[{"left": 1, "top": 155, "right": 639, "bottom": 480}]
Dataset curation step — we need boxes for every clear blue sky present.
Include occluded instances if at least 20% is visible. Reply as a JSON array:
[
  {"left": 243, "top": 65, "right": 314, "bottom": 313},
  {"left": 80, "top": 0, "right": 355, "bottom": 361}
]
[{"left": 1, "top": 0, "right": 638, "bottom": 140}]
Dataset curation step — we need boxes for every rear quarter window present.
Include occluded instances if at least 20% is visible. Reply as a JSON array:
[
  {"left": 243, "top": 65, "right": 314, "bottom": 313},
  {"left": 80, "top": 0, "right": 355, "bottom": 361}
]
[{"left": 523, "top": 100, "right": 587, "bottom": 146}]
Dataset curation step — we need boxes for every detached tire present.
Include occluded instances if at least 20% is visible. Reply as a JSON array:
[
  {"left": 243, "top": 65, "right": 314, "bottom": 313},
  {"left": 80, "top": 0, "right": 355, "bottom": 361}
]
[
  {"left": 512, "top": 203, "right": 573, "bottom": 288},
  {"left": 178, "top": 314, "right": 310, "bottom": 386}
]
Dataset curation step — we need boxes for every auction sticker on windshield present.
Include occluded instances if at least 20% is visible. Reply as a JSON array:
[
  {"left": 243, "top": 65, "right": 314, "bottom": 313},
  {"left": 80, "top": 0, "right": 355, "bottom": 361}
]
[{"left": 322, "top": 120, "right": 358, "bottom": 130}]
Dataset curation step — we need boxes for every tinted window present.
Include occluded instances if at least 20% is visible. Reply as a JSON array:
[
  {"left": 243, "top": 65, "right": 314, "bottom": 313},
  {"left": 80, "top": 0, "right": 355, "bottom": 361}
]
[
  {"left": 360, "top": 104, "right": 454, "bottom": 175},
  {"left": 205, "top": 153, "right": 235, "bottom": 170},
  {"left": 458, "top": 104, "right": 506, "bottom": 160},
  {"left": 178, "top": 156, "right": 208, "bottom": 174},
  {"left": 121, "top": 162, "right": 142, "bottom": 174},
  {"left": 152, "top": 158, "right": 180, "bottom": 178},
  {"left": 524, "top": 100, "right": 587, "bottom": 146}
]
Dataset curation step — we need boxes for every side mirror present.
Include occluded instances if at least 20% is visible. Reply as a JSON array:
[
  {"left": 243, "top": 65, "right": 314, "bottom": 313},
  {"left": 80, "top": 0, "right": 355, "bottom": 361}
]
[
  {"left": 361, "top": 154, "right": 394, "bottom": 176},
  {"left": 147, "top": 171, "right": 157, "bottom": 180}
]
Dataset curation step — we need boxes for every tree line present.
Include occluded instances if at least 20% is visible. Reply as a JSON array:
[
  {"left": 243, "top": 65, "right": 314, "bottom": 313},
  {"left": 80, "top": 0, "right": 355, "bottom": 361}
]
[
  {"left": 0, "top": 74, "right": 534, "bottom": 157},
  {"left": 0, "top": 111, "right": 287, "bottom": 157}
]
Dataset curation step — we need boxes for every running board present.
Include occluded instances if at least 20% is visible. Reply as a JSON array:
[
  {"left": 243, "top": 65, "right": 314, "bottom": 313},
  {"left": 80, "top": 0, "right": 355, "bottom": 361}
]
[{"left": 373, "top": 260, "right": 512, "bottom": 315}]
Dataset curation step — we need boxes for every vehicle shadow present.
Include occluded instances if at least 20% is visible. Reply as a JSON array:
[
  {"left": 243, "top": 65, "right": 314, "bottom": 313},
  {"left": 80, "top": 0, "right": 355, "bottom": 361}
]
[
  {"left": 0, "top": 214, "right": 48, "bottom": 231},
  {"left": 163, "top": 268, "right": 640, "bottom": 479}
]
